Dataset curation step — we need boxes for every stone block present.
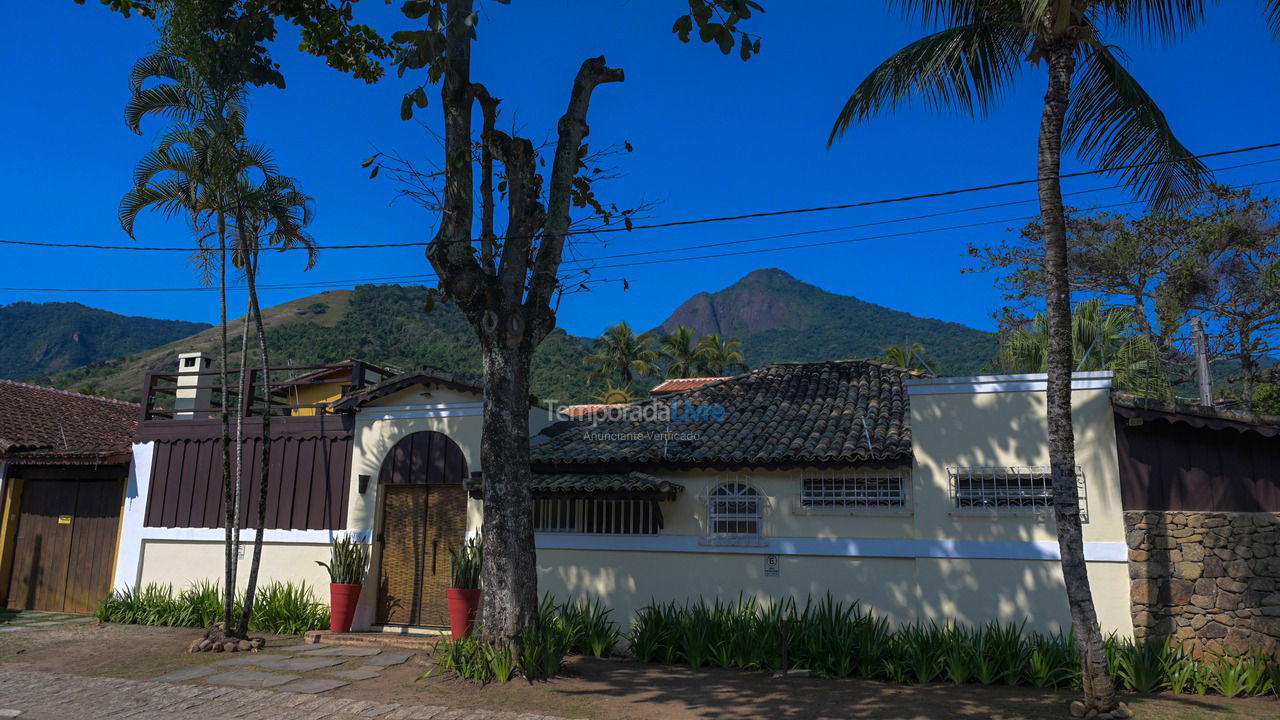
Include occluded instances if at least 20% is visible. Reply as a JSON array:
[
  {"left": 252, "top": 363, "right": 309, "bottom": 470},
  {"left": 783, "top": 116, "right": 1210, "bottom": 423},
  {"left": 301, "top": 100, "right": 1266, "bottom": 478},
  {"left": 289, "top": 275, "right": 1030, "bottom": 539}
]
[
  {"left": 1203, "top": 555, "right": 1225, "bottom": 578},
  {"left": 1174, "top": 562, "right": 1203, "bottom": 580},
  {"left": 1191, "top": 594, "right": 1215, "bottom": 610},
  {"left": 1181, "top": 544, "right": 1205, "bottom": 563},
  {"left": 1200, "top": 621, "right": 1229, "bottom": 639},
  {"left": 1217, "top": 578, "right": 1248, "bottom": 593}
]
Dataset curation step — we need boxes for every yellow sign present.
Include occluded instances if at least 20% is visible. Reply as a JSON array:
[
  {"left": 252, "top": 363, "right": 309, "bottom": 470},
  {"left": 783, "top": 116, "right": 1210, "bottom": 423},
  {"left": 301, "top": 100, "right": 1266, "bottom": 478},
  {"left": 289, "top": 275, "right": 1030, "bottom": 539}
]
[{"left": 57, "top": 515, "right": 72, "bottom": 525}]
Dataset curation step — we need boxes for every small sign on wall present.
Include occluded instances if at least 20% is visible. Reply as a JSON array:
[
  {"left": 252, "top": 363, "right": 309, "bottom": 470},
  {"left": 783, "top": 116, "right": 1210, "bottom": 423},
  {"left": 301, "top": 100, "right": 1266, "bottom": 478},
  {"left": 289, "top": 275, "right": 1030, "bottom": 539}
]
[
  {"left": 764, "top": 554, "right": 780, "bottom": 577},
  {"left": 57, "top": 515, "right": 72, "bottom": 525}
]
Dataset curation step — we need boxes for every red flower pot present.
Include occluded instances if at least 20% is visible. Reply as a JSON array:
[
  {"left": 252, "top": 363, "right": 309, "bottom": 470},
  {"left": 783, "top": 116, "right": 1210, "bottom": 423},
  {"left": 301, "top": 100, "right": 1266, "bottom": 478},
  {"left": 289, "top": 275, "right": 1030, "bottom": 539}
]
[
  {"left": 447, "top": 588, "right": 482, "bottom": 639},
  {"left": 329, "top": 582, "right": 363, "bottom": 633}
]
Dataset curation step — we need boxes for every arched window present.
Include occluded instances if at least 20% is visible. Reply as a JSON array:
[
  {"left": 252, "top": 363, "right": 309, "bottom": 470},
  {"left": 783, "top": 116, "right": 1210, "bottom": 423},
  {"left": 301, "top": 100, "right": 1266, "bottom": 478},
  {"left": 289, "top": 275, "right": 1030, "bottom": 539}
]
[{"left": 707, "top": 481, "right": 763, "bottom": 542}]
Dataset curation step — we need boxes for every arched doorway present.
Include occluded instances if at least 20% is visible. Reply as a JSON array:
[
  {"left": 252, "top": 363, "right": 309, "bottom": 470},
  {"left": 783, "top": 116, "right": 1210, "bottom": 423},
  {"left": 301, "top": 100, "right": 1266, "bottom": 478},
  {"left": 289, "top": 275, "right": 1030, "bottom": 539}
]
[{"left": 375, "top": 431, "right": 469, "bottom": 627}]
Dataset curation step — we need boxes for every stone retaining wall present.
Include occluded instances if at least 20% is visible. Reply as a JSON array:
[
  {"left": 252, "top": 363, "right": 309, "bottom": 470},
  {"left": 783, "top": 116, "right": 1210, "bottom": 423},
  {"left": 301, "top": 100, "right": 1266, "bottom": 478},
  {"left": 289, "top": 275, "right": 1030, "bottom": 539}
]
[{"left": 1125, "top": 511, "right": 1280, "bottom": 656}]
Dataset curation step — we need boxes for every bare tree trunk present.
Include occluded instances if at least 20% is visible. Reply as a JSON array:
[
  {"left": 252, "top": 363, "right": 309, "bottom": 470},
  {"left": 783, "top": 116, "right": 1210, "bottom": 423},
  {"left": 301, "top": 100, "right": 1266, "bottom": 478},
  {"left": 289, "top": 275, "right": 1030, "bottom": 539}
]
[
  {"left": 1237, "top": 326, "right": 1257, "bottom": 411},
  {"left": 239, "top": 252, "right": 272, "bottom": 635},
  {"left": 217, "top": 211, "right": 237, "bottom": 630},
  {"left": 477, "top": 343, "right": 537, "bottom": 643},
  {"left": 1038, "top": 43, "right": 1118, "bottom": 712}
]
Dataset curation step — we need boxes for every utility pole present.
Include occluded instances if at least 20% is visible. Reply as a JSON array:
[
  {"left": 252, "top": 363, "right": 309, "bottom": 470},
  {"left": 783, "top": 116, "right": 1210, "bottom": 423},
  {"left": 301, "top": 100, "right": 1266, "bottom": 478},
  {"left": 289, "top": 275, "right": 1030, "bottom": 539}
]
[{"left": 1192, "top": 317, "right": 1213, "bottom": 407}]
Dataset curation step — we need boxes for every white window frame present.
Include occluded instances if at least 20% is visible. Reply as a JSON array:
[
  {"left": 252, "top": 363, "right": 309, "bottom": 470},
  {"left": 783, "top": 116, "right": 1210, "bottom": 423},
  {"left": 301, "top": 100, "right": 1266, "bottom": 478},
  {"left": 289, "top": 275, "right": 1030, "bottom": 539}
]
[
  {"left": 795, "top": 470, "right": 911, "bottom": 515},
  {"left": 947, "top": 466, "right": 1088, "bottom": 522},
  {"left": 532, "top": 497, "right": 661, "bottom": 536},
  {"left": 702, "top": 479, "right": 767, "bottom": 546}
]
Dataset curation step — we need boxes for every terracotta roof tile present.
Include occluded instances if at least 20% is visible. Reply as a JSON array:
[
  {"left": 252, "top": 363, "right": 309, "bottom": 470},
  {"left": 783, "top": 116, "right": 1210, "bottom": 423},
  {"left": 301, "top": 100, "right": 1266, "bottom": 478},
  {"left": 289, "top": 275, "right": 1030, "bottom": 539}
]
[
  {"left": 0, "top": 379, "right": 139, "bottom": 464},
  {"left": 649, "top": 377, "right": 732, "bottom": 395},
  {"left": 531, "top": 360, "right": 912, "bottom": 468}
]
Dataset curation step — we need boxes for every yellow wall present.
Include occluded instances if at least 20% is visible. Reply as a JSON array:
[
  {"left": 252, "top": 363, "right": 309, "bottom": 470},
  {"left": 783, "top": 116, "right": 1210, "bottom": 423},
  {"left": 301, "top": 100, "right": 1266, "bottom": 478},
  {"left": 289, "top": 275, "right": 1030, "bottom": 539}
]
[
  {"left": 0, "top": 471, "right": 21, "bottom": 607},
  {"left": 137, "top": 540, "right": 331, "bottom": 592},
  {"left": 534, "top": 377, "right": 1133, "bottom": 636}
]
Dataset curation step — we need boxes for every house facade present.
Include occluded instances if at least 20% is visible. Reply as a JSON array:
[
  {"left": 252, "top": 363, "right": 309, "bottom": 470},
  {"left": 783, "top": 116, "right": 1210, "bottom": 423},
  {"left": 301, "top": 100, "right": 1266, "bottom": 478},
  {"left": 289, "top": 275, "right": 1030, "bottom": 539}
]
[
  {"left": 0, "top": 380, "right": 138, "bottom": 613},
  {"left": 107, "top": 353, "right": 1280, "bottom": 652}
]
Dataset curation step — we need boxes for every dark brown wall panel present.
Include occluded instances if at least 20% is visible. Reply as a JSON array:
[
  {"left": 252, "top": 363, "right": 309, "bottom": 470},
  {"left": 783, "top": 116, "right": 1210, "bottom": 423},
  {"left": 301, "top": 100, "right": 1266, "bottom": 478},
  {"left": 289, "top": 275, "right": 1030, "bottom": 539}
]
[
  {"left": 1116, "top": 412, "right": 1280, "bottom": 512},
  {"left": 143, "top": 419, "right": 354, "bottom": 531}
]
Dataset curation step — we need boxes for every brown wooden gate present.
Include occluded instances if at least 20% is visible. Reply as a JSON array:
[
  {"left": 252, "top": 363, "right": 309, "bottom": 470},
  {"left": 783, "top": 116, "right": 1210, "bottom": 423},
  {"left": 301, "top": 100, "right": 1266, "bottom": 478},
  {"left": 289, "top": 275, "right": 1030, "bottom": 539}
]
[
  {"left": 5, "top": 478, "right": 124, "bottom": 613},
  {"left": 376, "top": 484, "right": 467, "bottom": 626}
]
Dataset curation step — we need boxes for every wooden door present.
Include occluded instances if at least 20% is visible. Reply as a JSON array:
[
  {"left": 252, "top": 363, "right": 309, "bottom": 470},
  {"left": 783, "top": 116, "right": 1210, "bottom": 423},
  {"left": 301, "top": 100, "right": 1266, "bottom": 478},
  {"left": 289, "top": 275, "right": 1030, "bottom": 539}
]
[
  {"left": 375, "top": 484, "right": 467, "bottom": 627},
  {"left": 5, "top": 478, "right": 123, "bottom": 613}
]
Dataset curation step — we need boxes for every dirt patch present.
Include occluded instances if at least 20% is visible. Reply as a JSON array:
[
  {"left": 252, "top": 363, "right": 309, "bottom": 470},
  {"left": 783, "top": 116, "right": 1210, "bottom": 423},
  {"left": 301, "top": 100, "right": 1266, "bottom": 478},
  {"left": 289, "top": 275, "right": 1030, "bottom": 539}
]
[
  {"left": 0, "top": 622, "right": 297, "bottom": 680},
  {"left": 3, "top": 625, "right": 1278, "bottom": 719}
]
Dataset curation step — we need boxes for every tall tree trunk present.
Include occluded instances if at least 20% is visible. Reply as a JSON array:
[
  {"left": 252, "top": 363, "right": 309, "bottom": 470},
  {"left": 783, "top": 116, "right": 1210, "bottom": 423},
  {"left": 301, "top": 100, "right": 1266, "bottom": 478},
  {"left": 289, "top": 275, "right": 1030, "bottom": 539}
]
[
  {"left": 478, "top": 341, "right": 538, "bottom": 643},
  {"left": 1038, "top": 43, "right": 1118, "bottom": 712},
  {"left": 239, "top": 252, "right": 272, "bottom": 635},
  {"left": 1237, "top": 326, "right": 1257, "bottom": 411},
  {"left": 217, "top": 212, "right": 237, "bottom": 629}
]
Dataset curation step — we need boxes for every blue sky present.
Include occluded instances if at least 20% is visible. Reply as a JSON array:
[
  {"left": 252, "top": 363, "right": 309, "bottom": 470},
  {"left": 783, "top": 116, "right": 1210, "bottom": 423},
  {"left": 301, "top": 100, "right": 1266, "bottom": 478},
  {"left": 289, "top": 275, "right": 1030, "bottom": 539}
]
[{"left": 3, "top": 2, "right": 1279, "bottom": 338}]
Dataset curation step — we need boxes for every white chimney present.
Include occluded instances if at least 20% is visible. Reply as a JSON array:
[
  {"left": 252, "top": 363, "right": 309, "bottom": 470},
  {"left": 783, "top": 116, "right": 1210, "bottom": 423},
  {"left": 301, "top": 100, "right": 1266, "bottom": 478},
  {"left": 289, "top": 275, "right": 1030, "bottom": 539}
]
[{"left": 173, "top": 352, "right": 214, "bottom": 419}]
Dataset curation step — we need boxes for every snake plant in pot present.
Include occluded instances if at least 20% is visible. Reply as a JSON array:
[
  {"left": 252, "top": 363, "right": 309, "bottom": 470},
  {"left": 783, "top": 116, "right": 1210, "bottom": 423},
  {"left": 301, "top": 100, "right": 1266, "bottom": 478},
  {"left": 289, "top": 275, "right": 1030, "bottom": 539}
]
[
  {"left": 316, "top": 535, "right": 369, "bottom": 633},
  {"left": 447, "top": 535, "right": 483, "bottom": 639}
]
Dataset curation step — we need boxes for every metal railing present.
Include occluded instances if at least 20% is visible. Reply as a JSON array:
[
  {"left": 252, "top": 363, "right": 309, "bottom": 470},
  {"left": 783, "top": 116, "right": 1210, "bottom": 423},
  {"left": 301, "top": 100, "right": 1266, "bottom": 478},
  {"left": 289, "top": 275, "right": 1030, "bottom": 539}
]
[
  {"left": 947, "top": 465, "right": 1088, "bottom": 521},
  {"left": 798, "top": 471, "right": 909, "bottom": 513},
  {"left": 533, "top": 497, "right": 660, "bottom": 535}
]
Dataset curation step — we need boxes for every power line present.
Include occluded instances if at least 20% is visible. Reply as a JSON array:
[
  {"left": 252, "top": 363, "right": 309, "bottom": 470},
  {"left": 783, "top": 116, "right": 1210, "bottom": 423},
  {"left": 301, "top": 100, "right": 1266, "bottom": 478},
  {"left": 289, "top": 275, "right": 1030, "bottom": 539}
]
[
  {"left": 4, "top": 146, "right": 1280, "bottom": 254},
  {"left": 4, "top": 169, "right": 1280, "bottom": 295}
]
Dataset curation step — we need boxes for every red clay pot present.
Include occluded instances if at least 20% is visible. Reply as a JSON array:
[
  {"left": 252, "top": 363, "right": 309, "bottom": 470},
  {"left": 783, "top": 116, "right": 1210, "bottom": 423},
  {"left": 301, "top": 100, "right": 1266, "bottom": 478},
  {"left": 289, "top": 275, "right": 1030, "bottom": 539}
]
[
  {"left": 447, "top": 588, "right": 482, "bottom": 639},
  {"left": 329, "top": 582, "right": 362, "bottom": 633}
]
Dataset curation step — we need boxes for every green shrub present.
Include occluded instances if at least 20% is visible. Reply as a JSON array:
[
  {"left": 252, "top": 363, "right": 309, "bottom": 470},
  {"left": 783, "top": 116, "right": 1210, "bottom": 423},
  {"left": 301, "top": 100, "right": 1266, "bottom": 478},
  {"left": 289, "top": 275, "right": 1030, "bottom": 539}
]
[
  {"left": 448, "top": 535, "right": 483, "bottom": 589},
  {"left": 96, "top": 580, "right": 328, "bottom": 634},
  {"left": 248, "top": 581, "right": 330, "bottom": 635},
  {"left": 617, "top": 592, "right": 1280, "bottom": 697},
  {"left": 316, "top": 535, "right": 370, "bottom": 585}
]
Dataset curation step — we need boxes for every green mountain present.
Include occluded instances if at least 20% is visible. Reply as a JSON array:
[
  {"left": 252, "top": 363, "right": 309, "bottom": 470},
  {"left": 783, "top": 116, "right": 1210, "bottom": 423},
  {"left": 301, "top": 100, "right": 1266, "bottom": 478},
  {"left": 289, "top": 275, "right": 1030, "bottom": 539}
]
[
  {"left": 39, "top": 286, "right": 595, "bottom": 404},
  {"left": 0, "top": 301, "right": 210, "bottom": 380},
  {"left": 658, "top": 268, "right": 995, "bottom": 375},
  {"left": 38, "top": 270, "right": 1000, "bottom": 403}
]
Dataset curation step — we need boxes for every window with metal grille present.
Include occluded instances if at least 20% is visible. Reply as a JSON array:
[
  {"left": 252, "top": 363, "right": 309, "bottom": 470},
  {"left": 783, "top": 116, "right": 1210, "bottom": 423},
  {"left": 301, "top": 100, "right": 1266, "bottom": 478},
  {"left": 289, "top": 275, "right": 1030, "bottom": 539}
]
[
  {"left": 707, "top": 481, "right": 764, "bottom": 542},
  {"left": 947, "top": 466, "right": 1088, "bottom": 520},
  {"left": 532, "top": 498, "right": 661, "bottom": 535},
  {"left": 799, "top": 472, "right": 908, "bottom": 513}
]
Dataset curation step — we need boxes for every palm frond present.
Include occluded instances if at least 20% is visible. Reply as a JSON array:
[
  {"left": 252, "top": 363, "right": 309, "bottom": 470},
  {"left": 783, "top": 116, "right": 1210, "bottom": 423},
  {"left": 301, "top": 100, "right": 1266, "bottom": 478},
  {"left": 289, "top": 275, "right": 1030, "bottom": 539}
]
[
  {"left": 1064, "top": 43, "right": 1210, "bottom": 208},
  {"left": 1094, "top": 1, "right": 1209, "bottom": 44},
  {"left": 1266, "top": 0, "right": 1280, "bottom": 37},
  {"left": 830, "top": 20, "right": 1029, "bottom": 144}
]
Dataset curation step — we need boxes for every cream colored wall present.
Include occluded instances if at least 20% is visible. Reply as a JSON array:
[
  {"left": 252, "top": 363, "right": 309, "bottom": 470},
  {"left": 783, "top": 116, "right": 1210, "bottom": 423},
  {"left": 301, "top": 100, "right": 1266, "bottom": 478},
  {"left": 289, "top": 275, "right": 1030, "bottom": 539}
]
[
  {"left": 909, "top": 385, "right": 1126, "bottom": 545},
  {"left": 533, "top": 377, "right": 1133, "bottom": 637},
  {"left": 137, "top": 540, "right": 331, "bottom": 592}
]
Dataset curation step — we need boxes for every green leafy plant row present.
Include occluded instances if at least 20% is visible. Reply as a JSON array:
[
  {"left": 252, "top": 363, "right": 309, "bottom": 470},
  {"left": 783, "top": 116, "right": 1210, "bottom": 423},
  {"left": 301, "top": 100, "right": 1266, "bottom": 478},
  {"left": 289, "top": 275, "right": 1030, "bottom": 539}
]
[
  {"left": 425, "top": 596, "right": 601, "bottom": 683},
  {"left": 96, "top": 580, "right": 330, "bottom": 635},
  {"left": 625, "top": 594, "right": 1280, "bottom": 697}
]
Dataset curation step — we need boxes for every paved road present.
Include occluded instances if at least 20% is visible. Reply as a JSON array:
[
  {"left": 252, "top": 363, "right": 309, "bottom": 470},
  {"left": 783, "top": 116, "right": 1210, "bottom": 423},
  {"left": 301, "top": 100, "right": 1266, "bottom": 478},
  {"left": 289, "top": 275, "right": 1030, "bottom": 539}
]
[{"left": 0, "top": 670, "right": 570, "bottom": 720}]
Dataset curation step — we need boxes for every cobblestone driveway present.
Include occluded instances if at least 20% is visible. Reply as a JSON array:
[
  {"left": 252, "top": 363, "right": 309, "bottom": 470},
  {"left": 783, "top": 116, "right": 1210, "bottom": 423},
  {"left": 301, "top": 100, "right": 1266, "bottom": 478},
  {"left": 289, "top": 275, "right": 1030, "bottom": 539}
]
[{"left": 0, "top": 670, "right": 570, "bottom": 720}]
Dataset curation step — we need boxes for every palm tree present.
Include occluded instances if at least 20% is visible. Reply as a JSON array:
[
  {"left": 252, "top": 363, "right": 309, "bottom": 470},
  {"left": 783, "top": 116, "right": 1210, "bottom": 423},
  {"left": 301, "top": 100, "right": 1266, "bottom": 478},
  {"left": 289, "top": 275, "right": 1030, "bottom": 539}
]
[
  {"left": 120, "top": 48, "right": 253, "bottom": 631},
  {"left": 658, "top": 325, "right": 705, "bottom": 379},
  {"left": 230, "top": 172, "right": 316, "bottom": 635},
  {"left": 995, "top": 298, "right": 1170, "bottom": 397},
  {"left": 694, "top": 334, "right": 748, "bottom": 376},
  {"left": 829, "top": 2, "right": 1211, "bottom": 710},
  {"left": 585, "top": 321, "right": 661, "bottom": 388},
  {"left": 881, "top": 341, "right": 935, "bottom": 373}
]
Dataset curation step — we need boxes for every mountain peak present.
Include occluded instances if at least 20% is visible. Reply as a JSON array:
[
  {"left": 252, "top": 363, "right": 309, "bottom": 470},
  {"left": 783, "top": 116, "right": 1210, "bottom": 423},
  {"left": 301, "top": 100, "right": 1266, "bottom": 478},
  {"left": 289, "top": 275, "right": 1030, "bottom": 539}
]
[{"left": 657, "top": 268, "right": 994, "bottom": 374}]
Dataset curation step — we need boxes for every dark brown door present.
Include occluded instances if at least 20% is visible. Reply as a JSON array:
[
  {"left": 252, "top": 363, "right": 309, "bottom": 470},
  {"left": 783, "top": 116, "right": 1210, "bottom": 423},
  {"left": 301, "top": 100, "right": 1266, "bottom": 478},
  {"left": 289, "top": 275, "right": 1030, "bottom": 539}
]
[
  {"left": 5, "top": 478, "right": 124, "bottom": 613},
  {"left": 376, "top": 484, "right": 467, "bottom": 627}
]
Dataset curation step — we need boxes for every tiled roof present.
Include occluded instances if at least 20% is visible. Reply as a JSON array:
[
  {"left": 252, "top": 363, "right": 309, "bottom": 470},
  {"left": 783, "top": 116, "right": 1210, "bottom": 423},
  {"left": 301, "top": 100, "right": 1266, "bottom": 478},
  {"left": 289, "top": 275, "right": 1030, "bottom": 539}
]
[
  {"left": 0, "top": 379, "right": 139, "bottom": 464},
  {"left": 558, "top": 404, "right": 627, "bottom": 419},
  {"left": 530, "top": 360, "right": 912, "bottom": 468},
  {"left": 531, "top": 472, "right": 682, "bottom": 498},
  {"left": 649, "top": 377, "right": 732, "bottom": 395},
  {"left": 468, "top": 471, "right": 681, "bottom": 498},
  {"left": 329, "top": 367, "right": 484, "bottom": 411}
]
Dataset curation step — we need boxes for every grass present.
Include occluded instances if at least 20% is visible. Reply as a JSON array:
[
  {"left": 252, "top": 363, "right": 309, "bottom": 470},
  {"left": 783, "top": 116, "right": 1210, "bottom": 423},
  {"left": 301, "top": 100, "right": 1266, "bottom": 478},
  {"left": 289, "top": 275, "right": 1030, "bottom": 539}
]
[{"left": 95, "top": 580, "right": 329, "bottom": 635}]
